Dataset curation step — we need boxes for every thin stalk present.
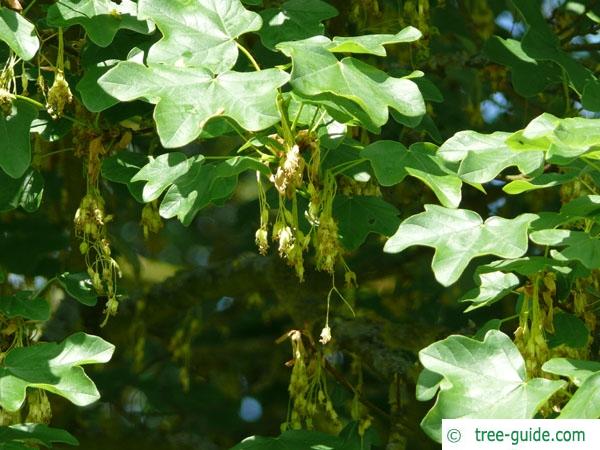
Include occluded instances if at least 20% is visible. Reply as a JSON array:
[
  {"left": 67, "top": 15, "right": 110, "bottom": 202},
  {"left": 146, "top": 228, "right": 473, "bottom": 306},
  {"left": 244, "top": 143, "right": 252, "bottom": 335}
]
[
  {"left": 236, "top": 42, "right": 261, "bottom": 72},
  {"left": 14, "top": 94, "right": 86, "bottom": 126}
]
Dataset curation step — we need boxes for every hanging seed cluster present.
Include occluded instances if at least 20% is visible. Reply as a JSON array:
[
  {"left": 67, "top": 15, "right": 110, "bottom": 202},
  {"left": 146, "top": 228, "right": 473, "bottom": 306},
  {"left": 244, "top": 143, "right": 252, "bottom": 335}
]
[
  {"left": 255, "top": 130, "right": 346, "bottom": 281},
  {"left": 169, "top": 316, "right": 201, "bottom": 392},
  {"left": 0, "top": 56, "right": 17, "bottom": 116},
  {"left": 283, "top": 331, "right": 341, "bottom": 432},
  {"left": 46, "top": 70, "right": 72, "bottom": 119},
  {"left": 73, "top": 131, "right": 124, "bottom": 325}
]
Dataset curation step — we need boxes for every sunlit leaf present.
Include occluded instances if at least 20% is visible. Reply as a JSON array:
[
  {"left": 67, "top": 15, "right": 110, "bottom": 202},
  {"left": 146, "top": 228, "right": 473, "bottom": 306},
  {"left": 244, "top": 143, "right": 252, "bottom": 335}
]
[
  {"left": 419, "top": 330, "right": 565, "bottom": 442},
  {"left": 385, "top": 205, "right": 537, "bottom": 286},
  {"left": 558, "top": 372, "right": 600, "bottom": 418},
  {"left": 0, "top": 7, "right": 39, "bottom": 60},
  {"left": 46, "top": 0, "right": 154, "bottom": 47},
  {"left": 0, "top": 424, "right": 78, "bottom": 448},
  {"left": 530, "top": 229, "right": 600, "bottom": 269},
  {"left": 0, "top": 333, "right": 114, "bottom": 411},
  {"left": 438, "top": 130, "right": 544, "bottom": 183},
  {"left": 99, "top": 62, "right": 289, "bottom": 147},
  {"left": 138, "top": 0, "right": 261, "bottom": 72},
  {"left": 277, "top": 36, "right": 425, "bottom": 129},
  {"left": 542, "top": 358, "right": 600, "bottom": 387}
]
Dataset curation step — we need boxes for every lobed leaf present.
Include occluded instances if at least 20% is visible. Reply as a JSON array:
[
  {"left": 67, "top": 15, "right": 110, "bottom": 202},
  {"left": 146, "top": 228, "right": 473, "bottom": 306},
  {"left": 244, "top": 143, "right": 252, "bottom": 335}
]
[
  {"left": 46, "top": 0, "right": 154, "bottom": 48},
  {"left": 438, "top": 130, "right": 544, "bottom": 183},
  {"left": 558, "top": 372, "right": 600, "bottom": 418},
  {"left": 530, "top": 229, "right": 600, "bottom": 269},
  {"left": 362, "top": 141, "right": 462, "bottom": 208},
  {"left": 542, "top": 358, "right": 600, "bottom": 387},
  {"left": 0, "top": 7, "right": 39, "bottom": 60},
  {"left": 384, "top": 205, "right": 537, "bottom": 286},
  {"left": 99, "top": 62, "right": 289, "bottom": 148},
  {"left": 419, "top": 330, "right": 565, "bottom": 441},
  {"left": 0, "top": 332, "right": 114, "bottom": 411},
  {"left": 277, "top": 36, "right": 425, "bottom": 129},
  {"left": 138, "top": 0, "right": 261, "bottom": 72}
]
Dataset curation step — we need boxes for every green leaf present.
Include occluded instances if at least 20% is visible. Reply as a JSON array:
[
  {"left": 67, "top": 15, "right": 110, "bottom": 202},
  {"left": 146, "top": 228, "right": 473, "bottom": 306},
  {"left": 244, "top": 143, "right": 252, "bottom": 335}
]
[
  {"left": 506, "top": 114, "right": 600, "bottom": 162},
  {"left": 416, "top": 368, "right": 445, "bottom": 402},
  {"left": 292, "top": 91, "right": 381, "bottom": 133},
  {"left": 473, "top": 319, "right": 503, "bottom": 341},
  {"left": 530, "top": 229, "right": 600, "bottom": 269},
  {"left": 558, "top": 372, "right": 600, "bottom": 418},
  {"left": 438, "top": 130, "right": 544, "bottom": 183},
  {"left": 0, "top": 291, "right": 50, "bottom": 321},
  {"left": 0, "top": 99, "right": 38, "bottom": 179},
  {"left": 477, "top": 256, "right": 576, "bottom": 277},
  {"left": 483, "top": 36, "right": 560, "bottom": 97},
  {"left": 513, "top": 0, "right": 599, "bottom": 110},
  {"left": 560, "top": 195, "right": 600, "bottom": 218},
  {"left": 502, "top": 172, "right": 577, "bottom": 195},
  {"left": 542, "top": 358, "right": 600, "bottom": 387},
  {"left": 98, "top": 62, "right": 289, "bottom": 148},
  {"left": 138, "top": 0, "right": 261, "bottom": 72},
  {"left": 131, "top": 152, "right": 192, "bottom": 202},
  {"left": 384, "top": 205, "right": 537, "bottom": 286},
  {"left": 31, "top": 112, "right": 72, "bottom": 142},
  {"left": 505, "top": 113, "right": 559, "bottom": 152},
  {"left": 362, "top": 141, "right": 462, "bottom": 208},
  {"left": 328, "top": 27, "right": 422, "bottom": 56},
  {"left": 0, "top": 424, "right": 78, "bottom": 447},
  {"left": 100, "top": 150, "right": 149, "bottom": 203},
  {"left": 231, "top": 429, "right": 370, "bottom": 450},
  {"left": 159, "top": 156, "right": 269, "bottom": 226},
  {"left": 277, "top": 37, "right": 425, "bottom": 129},
  {"left": 76, "top": 31, "right": 156, "bottom": 112},
  {"left": 46, "top": 0, "right": 154, "bottom": 48},
  {"left": 0, "top": 169, "right": 44, "bottom": 213},
  {"left": 332, "top": 195, "right": 400, "bottom": 250},
  {"left": 419, "top": 330, "right": 565, "bottom": 442},
  {"left": 259, "top": 0, "right": 338, "bottom": 51},
  {"left": 547, "top": 312, "right": 589, "bottom": 349},
  {"left": 57, "top": 272, "right": 98, "bottom": 307},
  {"left": 0, "top": 332, "right": 114, "bottom": 411},
  {"left": 77, "top": 63, "right": 119, "bottom": 112},
  {"left": 460, "top": 271, "right": 519, "bottom": 311},
  {"left": 0, "top": 8, "right": 39, "bottom": 60}
]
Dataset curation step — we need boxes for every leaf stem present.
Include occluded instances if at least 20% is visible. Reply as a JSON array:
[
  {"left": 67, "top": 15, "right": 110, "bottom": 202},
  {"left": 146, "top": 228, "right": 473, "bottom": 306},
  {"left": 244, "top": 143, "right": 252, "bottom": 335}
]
[
  {"left": 330, "top": 158, "right": 368, "bottom": 176},
  {"left": 14, "top": 94, "right": 44, "bottom": 109},
  {"left": 236, "top": 41, "right": 261, "bottom": 72},
  {"left": 23, "top": 0, "right": 39, "bottom": 15},
  {"left": 40, "top": 147, "right": 74, "bottom": 159},
  {"left": 32, "top": 276, "right": 57, "bottom": 299}
]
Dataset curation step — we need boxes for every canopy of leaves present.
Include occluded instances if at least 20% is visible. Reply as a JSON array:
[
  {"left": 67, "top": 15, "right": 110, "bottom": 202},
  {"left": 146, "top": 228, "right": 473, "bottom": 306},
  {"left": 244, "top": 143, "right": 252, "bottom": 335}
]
[{"left": 3, "top": 0, "right": 600, "bottom": 448}]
